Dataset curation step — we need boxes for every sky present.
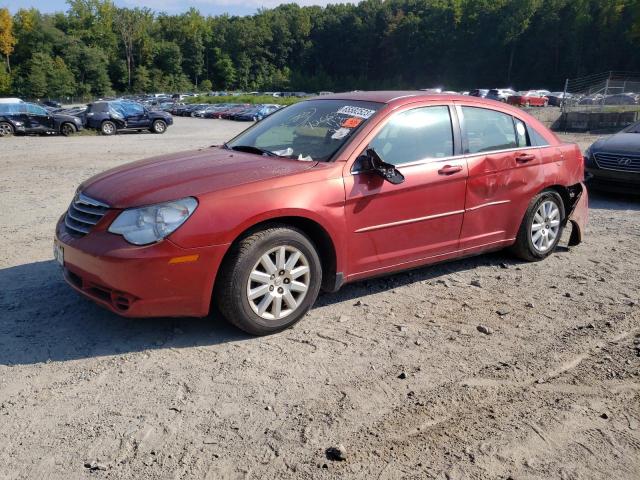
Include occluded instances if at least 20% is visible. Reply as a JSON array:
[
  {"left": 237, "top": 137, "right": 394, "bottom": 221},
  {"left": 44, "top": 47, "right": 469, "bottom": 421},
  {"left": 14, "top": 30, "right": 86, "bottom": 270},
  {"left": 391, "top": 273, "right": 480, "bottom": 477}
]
[{"left": 4, "top": 0, "right": 352, "bottom": 16}]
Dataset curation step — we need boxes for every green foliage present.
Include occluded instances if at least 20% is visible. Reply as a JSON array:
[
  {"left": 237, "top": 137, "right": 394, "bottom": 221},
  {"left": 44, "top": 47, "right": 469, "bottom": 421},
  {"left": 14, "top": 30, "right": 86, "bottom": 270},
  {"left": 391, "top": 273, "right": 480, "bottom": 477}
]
[
  {"left": 0, "top": 62, "right": 11, "bottom": 94},
  {"left": 4, "top": 0, "right": 640, "bottom": 99}
]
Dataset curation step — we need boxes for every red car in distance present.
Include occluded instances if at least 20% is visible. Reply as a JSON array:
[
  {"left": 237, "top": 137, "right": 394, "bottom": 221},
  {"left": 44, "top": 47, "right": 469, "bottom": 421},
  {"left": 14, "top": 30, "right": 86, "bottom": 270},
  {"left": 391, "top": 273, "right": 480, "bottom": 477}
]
[
  {"left": 507, "top": 91, "right": 549, "bottom": 107},
  {"left": 54, "top": 92, "right": 587, "bottom": 335}
]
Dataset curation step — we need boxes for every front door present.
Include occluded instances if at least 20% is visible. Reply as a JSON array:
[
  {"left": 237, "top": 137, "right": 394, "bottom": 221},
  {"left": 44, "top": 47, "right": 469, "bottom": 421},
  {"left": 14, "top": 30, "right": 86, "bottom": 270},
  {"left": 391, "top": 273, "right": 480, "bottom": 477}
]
[
  {"left": 344, "top": 105, "right": 468, "bottom": 279},
  {"left": 25, "top": 104, "right": 55, "bottom": 132}
]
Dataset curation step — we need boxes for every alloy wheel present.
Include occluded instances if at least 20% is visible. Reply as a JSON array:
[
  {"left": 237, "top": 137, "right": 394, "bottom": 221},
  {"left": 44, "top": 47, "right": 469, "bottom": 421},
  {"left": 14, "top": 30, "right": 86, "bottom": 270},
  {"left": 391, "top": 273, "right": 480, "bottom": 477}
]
[
  {"left": 246, "top": 245, "right": 310, "bottom": 321},
  {"left": 0, "top": 122, "right": 13, "bottom": 137},
  {"left": 531, "top": 200, "right": 561, "bottom": 252}
]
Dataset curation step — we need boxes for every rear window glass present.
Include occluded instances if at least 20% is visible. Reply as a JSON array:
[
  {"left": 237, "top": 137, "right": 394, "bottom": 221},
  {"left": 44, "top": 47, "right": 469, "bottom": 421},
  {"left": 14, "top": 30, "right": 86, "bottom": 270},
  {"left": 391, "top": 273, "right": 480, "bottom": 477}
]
[
  {"left": 528, "top": 126, "right": 549, "bottom": 146},
  {"left": 461, "top": 106, "right": 517, "bottom": 153}
]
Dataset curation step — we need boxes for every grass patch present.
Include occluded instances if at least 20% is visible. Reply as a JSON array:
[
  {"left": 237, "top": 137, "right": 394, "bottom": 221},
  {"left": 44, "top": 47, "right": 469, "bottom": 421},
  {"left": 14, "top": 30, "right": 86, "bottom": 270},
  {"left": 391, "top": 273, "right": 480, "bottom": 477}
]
[{"left": 186, "top": 95, "right": 303, "bottom": 106}]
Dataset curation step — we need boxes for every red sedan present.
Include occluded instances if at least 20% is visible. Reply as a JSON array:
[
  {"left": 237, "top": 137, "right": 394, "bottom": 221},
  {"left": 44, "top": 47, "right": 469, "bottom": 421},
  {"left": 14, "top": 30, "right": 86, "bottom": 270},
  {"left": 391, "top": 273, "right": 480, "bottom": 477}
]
[
  {"left": 54, "top": 92, "right": 587, "bottom": 335},
  {"left": 507, "top": 91, "right": 549, "bottom": 107}
]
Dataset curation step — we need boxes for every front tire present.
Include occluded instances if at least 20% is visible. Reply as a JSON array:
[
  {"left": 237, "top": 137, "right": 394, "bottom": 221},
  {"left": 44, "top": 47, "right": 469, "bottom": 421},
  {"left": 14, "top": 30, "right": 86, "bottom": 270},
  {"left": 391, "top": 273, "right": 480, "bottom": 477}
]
[
  {"left": 60, "top": 122, "right": 76, "bottom": 136},
  {"left": 215, "top": 226, "right": 322, "bottom": 335},
  {"left": 151, "top": 119, "right": 167, "bottom": 134},
  {"left": 0, "top": 121, "right": 14, "bottom": 137},
  {"left": 511, "top": 191, "right": 565, "bottom": 261},
  {"left": 101, "top": 121, "right": 116, "bottom": 136}
]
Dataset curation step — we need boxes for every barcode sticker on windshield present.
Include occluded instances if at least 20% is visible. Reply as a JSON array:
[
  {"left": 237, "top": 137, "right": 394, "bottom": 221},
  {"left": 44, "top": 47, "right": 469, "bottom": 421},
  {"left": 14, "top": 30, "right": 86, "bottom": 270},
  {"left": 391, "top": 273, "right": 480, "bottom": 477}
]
[{"left": 337, "top": 106, "right": 376, "bottom": 119}]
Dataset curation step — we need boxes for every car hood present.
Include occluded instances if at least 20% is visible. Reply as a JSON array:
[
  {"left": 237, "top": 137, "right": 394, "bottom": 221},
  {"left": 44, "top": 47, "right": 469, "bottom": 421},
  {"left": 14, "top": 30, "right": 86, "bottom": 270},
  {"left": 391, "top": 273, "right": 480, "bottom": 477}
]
[
  {"left": 80, "top": 148, "right": 317, "bottom": 208},
  {"left": 594, "top": 132, "right": 640, "bottom": 153},
  {"left": 53, "top": 113, "right": 82, "bottom": 122}
]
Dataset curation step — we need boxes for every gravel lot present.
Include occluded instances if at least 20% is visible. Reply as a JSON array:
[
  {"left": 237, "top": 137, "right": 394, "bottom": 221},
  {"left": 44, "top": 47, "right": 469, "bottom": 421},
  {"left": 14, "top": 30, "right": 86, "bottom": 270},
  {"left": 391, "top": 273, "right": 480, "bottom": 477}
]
[{"left": 1, "top": 118, "right": 639, "bottom": 480}]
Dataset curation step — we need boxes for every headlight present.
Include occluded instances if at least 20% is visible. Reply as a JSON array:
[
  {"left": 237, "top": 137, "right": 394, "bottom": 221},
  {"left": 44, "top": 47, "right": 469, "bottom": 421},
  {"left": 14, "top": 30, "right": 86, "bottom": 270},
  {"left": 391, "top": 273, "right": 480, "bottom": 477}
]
[
  {"left": 108, "top": 197, "right": 198, "bottom": 245},
  {"left": 584, "top": 147, "right": 591, "bottom": 158}
]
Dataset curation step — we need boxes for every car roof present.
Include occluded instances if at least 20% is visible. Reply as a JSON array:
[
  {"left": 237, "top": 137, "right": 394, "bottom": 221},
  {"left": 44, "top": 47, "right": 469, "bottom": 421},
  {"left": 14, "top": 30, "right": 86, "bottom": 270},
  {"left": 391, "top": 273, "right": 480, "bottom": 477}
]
[{"left": 307, "top": 90, "right": 471, "bottom": 105}]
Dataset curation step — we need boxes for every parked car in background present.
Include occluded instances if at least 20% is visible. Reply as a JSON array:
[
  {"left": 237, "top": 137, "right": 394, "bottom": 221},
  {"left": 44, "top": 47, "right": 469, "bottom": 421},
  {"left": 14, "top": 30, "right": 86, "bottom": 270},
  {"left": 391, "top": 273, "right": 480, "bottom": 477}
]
[
  {"left": 578, "top": 94, "right": 605, "bottom": 105},
  {"left": 584, "top": 121, "right": 640, "bottom": 194},
  {"left": 232, "top": 104, "right": 281, "bottom": 121},
  {"left": 507, "top": 91, "right": 549, "bottom": 107},
  {"left": 0, "top": 102, "right": 83, "bottom": 137},
  {"left": 42, "top": 100, "right": 63, "bottom": 109},
  {"left": 487, "top": 88, "right": 516, "bottom": 102},
  {"left": 469, "top": 89, "right": 489, "bottom": 98},
  {"left": 603, "top": 93, "right": 640, "bottom": 105},
  {"left": 85, "top": 100, "right": 173, "bottom": 135},
  {"left": 54, "top": 91, "right": 587, "bottom": 335},
  {"left": 546, "top": 92, "right": 573, "bottom": 107}
]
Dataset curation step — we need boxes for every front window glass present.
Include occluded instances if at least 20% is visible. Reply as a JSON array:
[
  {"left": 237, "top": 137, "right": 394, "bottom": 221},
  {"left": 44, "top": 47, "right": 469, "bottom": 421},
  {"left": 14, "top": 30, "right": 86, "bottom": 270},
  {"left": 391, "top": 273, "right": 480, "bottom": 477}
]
[
  {"left": 368, "top": 106, "right": 454, "bottom": 166},
  {"left": 27, "top": 104, "right": 48, "bottom": 115},
  {"left": 227, "top": 99, "right": 382, "bottom": 162},
  {"left": 462, "top": 107, "right": 517, "bottom": 153}
]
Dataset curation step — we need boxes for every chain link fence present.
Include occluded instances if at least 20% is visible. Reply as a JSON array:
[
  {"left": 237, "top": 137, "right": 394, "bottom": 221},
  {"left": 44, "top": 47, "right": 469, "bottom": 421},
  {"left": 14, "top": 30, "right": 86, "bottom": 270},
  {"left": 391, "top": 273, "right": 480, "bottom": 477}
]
[{"left": 556, "top": 71, "right": 640, "bottom": 132}]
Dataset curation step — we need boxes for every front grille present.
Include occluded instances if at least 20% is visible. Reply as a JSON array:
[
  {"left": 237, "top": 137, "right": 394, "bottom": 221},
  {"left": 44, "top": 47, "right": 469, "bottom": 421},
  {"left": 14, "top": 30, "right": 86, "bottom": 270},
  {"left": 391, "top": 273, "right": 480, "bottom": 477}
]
[
  {"left": 64, "top": 192, "right": 109, "bottom": 236},
  {"left": 593, "top": 152, "right": 640, "bottom": 173}
]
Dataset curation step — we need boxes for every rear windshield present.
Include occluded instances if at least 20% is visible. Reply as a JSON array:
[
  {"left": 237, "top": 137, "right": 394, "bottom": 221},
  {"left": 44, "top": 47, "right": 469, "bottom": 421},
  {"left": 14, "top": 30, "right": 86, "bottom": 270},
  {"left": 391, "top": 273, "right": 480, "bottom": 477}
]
[{"left": 226, "top": 99, "right": 382, "bottom": 162}]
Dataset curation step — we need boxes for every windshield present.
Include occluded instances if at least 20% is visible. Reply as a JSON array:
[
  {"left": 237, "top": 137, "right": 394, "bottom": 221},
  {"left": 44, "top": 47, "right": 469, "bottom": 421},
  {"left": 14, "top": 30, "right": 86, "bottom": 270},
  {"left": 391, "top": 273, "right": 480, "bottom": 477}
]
[
  {"left": 623, "top": 121, "right": 640, "bottom": 133},
  {"left": 226, "top": 99, "right": 383, "bottom": 162}
]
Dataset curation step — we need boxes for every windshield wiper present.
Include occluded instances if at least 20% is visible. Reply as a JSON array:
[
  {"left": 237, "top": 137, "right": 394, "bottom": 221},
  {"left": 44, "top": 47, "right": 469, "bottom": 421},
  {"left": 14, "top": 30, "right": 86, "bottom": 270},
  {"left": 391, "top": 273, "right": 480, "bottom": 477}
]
[{"left": 228, "top": 145, "right": 278, "bottom": 157}]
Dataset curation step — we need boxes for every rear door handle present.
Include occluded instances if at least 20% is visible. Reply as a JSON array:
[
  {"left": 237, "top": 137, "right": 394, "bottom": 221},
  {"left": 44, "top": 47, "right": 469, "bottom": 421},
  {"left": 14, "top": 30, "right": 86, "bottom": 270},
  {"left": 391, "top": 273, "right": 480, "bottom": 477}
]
[
  {"left": 516, "top": 153, "right": 535, "bottom": 163},
  {"left": 438, "top": 165, "right": 463, "bottom": 175}
]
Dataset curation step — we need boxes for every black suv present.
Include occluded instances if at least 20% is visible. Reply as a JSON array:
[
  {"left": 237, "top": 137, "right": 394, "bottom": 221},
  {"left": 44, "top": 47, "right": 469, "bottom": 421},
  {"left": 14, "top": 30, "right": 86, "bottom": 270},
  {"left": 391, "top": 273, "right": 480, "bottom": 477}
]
[
  {"left": 0, "top": 102, "right": 83, "bottom": 137},
  {"left": 85, "top": 100, "right": 173, "bottom": 135}
]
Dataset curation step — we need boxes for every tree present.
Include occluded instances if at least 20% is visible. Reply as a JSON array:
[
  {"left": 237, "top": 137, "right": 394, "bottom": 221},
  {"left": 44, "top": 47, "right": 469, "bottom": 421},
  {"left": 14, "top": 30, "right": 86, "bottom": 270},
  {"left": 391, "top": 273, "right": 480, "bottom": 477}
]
[
  {"left": 133, "top": 65, "right": 151, "bottom": 92},
  {"left": 0, "top": 7, "right": 16, "bottom": 72},
  {"left": 114, "top": 7, "right": 152, "bottom": 89},
  {"left": 49, "top": 56, "right": 76, "bottom": 98},
  {"left": 200, "top": 78, "right": 212, "bottom": 91},
  {"left": 25, "top": 52, "right": 51, "bottom": 98},
  {"left": 0, "top": 62, "right": 10, "bottom": 94}
]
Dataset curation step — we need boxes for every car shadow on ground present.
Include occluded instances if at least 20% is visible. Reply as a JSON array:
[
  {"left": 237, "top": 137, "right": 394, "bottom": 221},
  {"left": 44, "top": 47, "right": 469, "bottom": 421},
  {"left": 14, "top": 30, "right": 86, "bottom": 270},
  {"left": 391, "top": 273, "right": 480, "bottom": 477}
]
[
  {"left": 588, "top": 189, "right": 640, "bottom": 211},
  {"left": 0, "top": 251, "right": 527, "bottom": 367}
]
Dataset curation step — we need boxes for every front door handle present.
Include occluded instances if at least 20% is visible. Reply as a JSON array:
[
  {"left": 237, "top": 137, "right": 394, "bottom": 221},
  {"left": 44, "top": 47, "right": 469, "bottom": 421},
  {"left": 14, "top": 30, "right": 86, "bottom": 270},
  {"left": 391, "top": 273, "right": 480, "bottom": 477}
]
[
  {"left": 516, "top": 153, "right": 535, "bottom": 163},
  {"left": 438, "top": 164, "right": 463, "bottom": 175}
]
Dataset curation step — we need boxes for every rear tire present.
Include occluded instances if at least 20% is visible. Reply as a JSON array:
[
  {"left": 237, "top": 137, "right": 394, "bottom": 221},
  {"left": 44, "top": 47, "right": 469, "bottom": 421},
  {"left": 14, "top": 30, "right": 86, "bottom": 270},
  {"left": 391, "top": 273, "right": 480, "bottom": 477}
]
[
  {"left": 101, "top": 121, "right": 116, "bottom": 136},
  {"left": 151, "top": 119, "right": 167, "bottom": 134},
  {"left": 0, "top": 121, "right": 14, "bottom": 137},
  {"left": 511, "top": 191, "right": 565, "bottom": 262},
  {"left": 60, "top": 122, "right": 76, "bottom": 136},
  {"left": 215, "top": 226, "right": 322, "bottom": 335}
]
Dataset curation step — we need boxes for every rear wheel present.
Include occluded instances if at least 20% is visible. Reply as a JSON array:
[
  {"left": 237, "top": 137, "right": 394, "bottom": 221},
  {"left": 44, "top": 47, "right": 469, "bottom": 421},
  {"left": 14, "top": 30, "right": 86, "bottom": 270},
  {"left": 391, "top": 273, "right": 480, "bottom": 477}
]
[
  {"left": 60, "top": 122, "right": 76, "bottom": 136},
  {"left": 0, "top": 122, "right": 14, "bottom": 137},
  {"left": 101, "top": 121, "right": 116, "bottom": 136},
  {"left": 511, "top": 191, "right": 565, "bottom": 261},
  {"left": 151, "top": 119, "right": 167, "bottom": 134},
  {"left": 215, "top": 226, "right": 322, "bottom": 335}
]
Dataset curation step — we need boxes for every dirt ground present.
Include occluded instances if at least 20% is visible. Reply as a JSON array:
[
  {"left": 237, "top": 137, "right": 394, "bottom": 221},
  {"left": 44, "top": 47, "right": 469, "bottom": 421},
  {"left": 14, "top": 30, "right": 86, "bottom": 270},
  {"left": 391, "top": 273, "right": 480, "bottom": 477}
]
[{"left": 0, "top": 118, "right": 639, "bottom": 480}]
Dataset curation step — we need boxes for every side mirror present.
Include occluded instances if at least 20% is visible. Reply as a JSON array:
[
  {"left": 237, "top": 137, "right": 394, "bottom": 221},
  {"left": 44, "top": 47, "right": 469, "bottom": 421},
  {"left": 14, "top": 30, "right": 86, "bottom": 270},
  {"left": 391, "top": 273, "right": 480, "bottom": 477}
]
[{"left": 357, "top": 148, "right": 405, "bottom": 185}]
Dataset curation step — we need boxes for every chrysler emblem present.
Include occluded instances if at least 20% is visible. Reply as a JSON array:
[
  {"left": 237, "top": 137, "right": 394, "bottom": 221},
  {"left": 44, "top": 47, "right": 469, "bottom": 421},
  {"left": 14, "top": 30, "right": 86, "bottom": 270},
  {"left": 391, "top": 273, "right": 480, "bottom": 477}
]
[{"left": 618, "top": 157, "right": 632, "bottom": 167}]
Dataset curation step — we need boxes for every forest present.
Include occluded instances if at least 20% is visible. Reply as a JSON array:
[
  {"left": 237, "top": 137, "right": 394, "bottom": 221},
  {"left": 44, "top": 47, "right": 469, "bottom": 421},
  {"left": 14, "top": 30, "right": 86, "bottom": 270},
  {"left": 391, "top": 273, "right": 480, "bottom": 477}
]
[{"left": 0, "top": 0, "right": 639, "bottom": 100}]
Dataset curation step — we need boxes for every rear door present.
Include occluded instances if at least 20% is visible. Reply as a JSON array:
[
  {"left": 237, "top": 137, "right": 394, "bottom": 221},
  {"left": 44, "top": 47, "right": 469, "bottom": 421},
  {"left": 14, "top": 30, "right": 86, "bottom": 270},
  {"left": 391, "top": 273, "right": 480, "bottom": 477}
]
[
  {"left": 456, "top": 104, "right": 543, "bottom": 252},
  {"left": 344, "top": 104, "right": 468, "bottom": 278}
]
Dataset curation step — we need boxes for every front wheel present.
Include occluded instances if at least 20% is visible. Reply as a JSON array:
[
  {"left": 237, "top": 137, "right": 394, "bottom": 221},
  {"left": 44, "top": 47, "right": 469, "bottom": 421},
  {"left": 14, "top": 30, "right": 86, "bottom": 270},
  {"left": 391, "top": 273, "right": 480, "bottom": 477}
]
[
  {"left": 0, "top": 121, "right": 14, "bottom": 137},
  {"left": 215, "top": 226, "right": 322, "bottom": 335},
  {"left": 101, "top": 121, "right": 116, "bottom": 136},
  {"left": 511, "top": 191, "right": 565, "bottom": 261},
  {"left": 151, "top": 120, "right": 167, "bottom": 134},
  {"left": 60, "top": 122, "right": 76, "bottom": 136}
]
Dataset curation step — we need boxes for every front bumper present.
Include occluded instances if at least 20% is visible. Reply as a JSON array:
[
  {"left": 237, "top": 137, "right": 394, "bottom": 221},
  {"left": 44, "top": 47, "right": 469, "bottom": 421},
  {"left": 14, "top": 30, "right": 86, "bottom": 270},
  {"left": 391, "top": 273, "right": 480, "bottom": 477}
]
[
  {"left": 585, "top": 166, "right": 640, "bottom": 195},
  {"left": 55, "top": 216, "right": 229, "bottom": 318}
]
